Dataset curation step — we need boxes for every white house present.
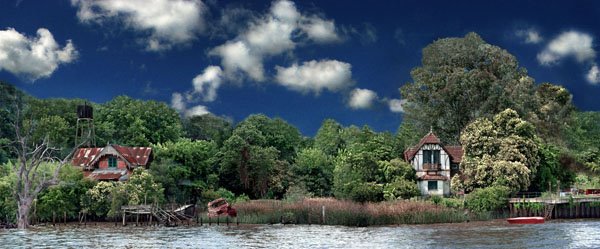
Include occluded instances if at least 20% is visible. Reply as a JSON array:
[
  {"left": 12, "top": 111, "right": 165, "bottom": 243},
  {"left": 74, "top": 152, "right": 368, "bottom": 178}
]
[{"left": 404, "top": 131, "right": 462, "bottom": 196}]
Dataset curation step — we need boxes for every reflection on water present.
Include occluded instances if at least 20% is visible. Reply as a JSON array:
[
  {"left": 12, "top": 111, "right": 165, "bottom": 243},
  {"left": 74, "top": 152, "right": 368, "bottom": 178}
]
[{"left": 0, "top": 220, "right": 599, "bottom": 248}]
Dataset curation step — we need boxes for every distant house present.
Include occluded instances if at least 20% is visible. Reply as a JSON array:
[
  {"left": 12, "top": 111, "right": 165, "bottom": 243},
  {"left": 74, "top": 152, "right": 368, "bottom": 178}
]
[
  {"left": 72, "top": 144, "right": 152, "bottom": 181},
  {"left": 404, "top": 132, "right": 462, "bottom": 196}
]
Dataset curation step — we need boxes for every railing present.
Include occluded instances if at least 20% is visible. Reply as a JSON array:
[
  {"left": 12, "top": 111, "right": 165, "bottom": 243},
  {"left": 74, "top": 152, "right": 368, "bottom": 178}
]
[{"left": 422, "top": 163, "right": 441, "bottom": 171}]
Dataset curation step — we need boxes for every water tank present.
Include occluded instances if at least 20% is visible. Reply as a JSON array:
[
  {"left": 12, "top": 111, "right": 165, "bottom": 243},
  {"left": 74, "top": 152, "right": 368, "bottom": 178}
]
[{"left": 77, "top": 104, "right": 93, "bottom": 119}]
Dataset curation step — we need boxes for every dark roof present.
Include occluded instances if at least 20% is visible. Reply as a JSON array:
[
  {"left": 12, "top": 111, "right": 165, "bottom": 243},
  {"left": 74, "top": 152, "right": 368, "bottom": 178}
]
[
  {"left": 403, "top": 131, "right": 463, "bottom": 164},
  {"left": 444, "top": 146, "right": 463, "bottom": 163},
  {"left": 72, "top": 144, "right": 152, "bottom": 167}
]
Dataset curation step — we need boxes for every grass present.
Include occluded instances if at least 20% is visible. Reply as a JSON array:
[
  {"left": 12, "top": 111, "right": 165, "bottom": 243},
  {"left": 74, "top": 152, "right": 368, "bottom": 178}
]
[{"left": 226, "top": 198, "right": 484, "bottom": 226}]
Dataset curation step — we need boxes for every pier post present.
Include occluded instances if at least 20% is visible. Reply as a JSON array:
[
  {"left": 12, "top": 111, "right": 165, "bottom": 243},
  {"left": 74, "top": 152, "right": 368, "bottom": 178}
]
[{"left": 122, "top": 212, "right": 126, "bottom": 226}]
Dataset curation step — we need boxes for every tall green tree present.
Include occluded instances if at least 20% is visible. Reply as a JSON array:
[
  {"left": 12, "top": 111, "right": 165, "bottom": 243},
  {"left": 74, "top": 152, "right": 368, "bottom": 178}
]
[
  {"left": 401, "top": 32, "right": 537, "bottom": 143},
  {"left": 96, "top": 96, "right": 182, "bottom": 146},
  {"left": 183, "top": 114, "right": 232, "bottom": 146},
  {"left": 291, "top": 148, "right": 334, "bottom": 197},
  {"left": 314, "top": 119, "right": 345, "bottom": 156},
  {"left": 218, "top": 118, "right": 288, "bottom": 198}
]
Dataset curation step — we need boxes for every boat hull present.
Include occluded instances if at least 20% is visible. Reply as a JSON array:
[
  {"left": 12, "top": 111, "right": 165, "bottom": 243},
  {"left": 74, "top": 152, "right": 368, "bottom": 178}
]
[{"left": 507, "top": 217, "right": 545, "bottom": 224}]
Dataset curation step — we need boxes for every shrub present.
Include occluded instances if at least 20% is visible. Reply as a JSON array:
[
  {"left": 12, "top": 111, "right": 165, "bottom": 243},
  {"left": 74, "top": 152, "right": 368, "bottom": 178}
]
[
  {"left": 465, "top": 186, "right": 510, "bottom": 212},
  {"left": 349, "top": 182, "right": 383, "bottom": 203},
  {"left": 383, "top": 179, "right": 419, "bottom": 200}
]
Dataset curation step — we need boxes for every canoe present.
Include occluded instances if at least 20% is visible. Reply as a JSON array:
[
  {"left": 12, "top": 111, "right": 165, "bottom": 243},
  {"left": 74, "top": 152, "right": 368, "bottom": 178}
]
[{"left": 507, "top": 217, "right": 545, "bottom": 224}]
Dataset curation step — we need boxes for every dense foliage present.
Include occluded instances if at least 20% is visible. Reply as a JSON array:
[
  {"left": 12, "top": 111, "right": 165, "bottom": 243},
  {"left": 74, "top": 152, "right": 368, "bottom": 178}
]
[{"left": 453, "top": 109, "right": 539, "bottom": 193}]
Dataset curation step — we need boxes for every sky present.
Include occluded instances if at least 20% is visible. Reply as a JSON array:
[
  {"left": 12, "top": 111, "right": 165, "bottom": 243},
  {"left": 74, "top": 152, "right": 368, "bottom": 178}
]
[{"left": 0, "top": 0, "right": 599, "bottom": 136}]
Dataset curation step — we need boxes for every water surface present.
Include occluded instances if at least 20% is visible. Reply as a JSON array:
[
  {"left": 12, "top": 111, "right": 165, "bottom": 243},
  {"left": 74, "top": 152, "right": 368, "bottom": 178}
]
[{"left": 1, "top": 219, "right": 599, "bottom": 248}]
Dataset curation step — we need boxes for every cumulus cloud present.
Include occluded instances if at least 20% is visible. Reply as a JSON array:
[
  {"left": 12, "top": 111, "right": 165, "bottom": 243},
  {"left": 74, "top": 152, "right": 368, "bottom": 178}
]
[
  {"left": 71, "top": 0, "right": 206, "bottom": 51},
  {"left": 171, "top": 92, "right": 211, "bottom": 117},
  {"left": 537, "top": 31, "right": 600, "bottom": 84},
  {"left": 300, "top": 16, "right": 341, "bottom": 43},
  {"left": 587, "top": 64, "right": 600, "bottom": 84},
  {"left": 537, "top": 31, "right": 595, "bottom": 65},
  {"left": 0, "top": 28, "right": 77, "bottom": 81},
  {"left": 274, "top": 60, "right": 353, "bottom": 94},
  {"left": 171, "top": 92, "right": 187, "bottom": 112},
  {"left": 388, "top": 98, "right": 407, "bottom": 113},
  {"left": 516, "top": 28, "right": 543, "bottom": 44},
  {"left": 348, "top": 88, "right": 378, "bottom": 109},
  {"left": 190, "top": 66, "right": 223, "bottom": 102},
  {"left": 209, "top": 0, "right": 340, "bottom": 81},
  {"left": 210, "top": 41, "right": 265, "bottom": 81},
  {"left": 185, "top": 105, "right": 211, "bottom": 117}
]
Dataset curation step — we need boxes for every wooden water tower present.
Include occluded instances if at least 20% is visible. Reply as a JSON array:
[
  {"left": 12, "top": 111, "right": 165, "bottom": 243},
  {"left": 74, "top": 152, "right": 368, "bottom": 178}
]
[{"left": 75, "top": 102, "right": 96, "bottom": 147}]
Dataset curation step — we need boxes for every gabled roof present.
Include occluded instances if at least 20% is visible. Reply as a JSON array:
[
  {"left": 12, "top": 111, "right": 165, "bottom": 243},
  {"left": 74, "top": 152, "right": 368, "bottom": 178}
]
[
  {"left": 403, "top": 131, "right": 463, "bottom": 163},
  {"left": 72, "top": 144, "right": 152, "bottom": 167}
]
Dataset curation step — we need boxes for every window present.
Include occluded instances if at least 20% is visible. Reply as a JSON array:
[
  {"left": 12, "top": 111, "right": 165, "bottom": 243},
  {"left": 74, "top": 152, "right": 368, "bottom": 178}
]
[
  {"left": 108, "top": 157, "right": 117, "bottom": 168},
  {"left": 423, "top": 150, "right": 440, "bottom": 164},
  {"left": 428, "top": 181, "right": 438, "bottom": 191},
  {"left": 423, "top": 150, "right": 432, "bottom": 164}
]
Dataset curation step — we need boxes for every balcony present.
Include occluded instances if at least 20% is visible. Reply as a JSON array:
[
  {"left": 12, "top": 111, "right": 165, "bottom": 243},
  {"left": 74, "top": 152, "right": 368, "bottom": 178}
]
[{"left": 423, "top": 163, "right": 441, "bottom": 171}]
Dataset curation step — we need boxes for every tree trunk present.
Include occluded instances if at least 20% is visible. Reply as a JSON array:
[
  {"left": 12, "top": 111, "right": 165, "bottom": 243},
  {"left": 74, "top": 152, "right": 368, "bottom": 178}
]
[{"left": 17, "top": 198, "right": 33, "bottom": 229}]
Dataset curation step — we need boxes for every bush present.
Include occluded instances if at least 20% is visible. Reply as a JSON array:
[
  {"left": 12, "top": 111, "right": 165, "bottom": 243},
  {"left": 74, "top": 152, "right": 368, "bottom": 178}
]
[
  {"left": 465, "top": 186, "right": 510, "bottom": 213},
  {"left": 383, "top": 179, "right": 419, "bottom": 200},
  {"left": 349, "top": 182, "right": 383, "bottom": 203}
]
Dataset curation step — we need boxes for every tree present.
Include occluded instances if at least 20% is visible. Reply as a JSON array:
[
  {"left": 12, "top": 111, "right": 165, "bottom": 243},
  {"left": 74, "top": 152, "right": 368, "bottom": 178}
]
[
  {"left": 291, "top": 148, "right": 334, "bottom": 196},
  {"left": 182, "top": 114, "right": 232, "bottom": 146},
  {"left": 332, "top": 126, "right": 396, "bottom": 202},
  {"left": 314, "top": 119, "right": 344, "bottom": 156},
  {"left": 452, "top": 109, "right": 539, "bottom": 193},
  {"left": 7, "top": 96, "right": 81, "bottom": 228},
  {"left": 401, "top": 32, "right": 537, "bottom": 143},
  {"left": 95, "top": 96, "right": 183, "bottom": 146},
  {"left": 218, "top": 120, "right": 286, "bottom": 198},
  {"left": 531, "top": 83, "right": 575, "bottom": 145},
  {"left": 379, "top": 159, "right": 419, "bottom": 200}
]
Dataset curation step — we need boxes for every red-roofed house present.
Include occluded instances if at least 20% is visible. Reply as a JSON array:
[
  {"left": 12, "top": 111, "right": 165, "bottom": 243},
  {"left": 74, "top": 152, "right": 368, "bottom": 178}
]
[
  {"left": 404, "top": 131, "right": 463, "bottom": 196},
  {"left": 72, "top": 144, "right": 153, "bottom": 181}
]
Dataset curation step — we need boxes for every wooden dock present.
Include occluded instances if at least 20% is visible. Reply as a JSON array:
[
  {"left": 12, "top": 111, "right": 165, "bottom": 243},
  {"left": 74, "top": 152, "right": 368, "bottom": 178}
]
[
  {"left": 121, "top": 204, "right": 195, "bottom": 226},
  {"left": 508, "top": 195, "right": 600, "bottom": 219}
]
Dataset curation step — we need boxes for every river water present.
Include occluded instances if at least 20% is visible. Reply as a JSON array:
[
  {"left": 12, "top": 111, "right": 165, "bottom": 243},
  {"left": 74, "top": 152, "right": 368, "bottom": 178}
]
[{"left": 1, "top": 219, "right": 599, "bottom": 248}]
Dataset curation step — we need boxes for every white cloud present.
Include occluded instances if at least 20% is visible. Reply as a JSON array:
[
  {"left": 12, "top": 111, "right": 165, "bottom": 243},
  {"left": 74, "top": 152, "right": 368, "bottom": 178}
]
[
  {"left": 274, "top": 59, "right": 353, "bottom": 94},
  {"left": 185, "top": 105, "right": 211, "bottom": 117},
  {"left": 537, "top": 31, "right": 595, "bottom": 65},
  {"left": 171, "top": 92, "right": 211, "bottom": 117},
  {"left": 348, "top": 88, "right": 378, "bottom": 109},
  {"left": 388, "top": 98, "right": 407, "bottom": 113},
  {"left": 300, "top": 17, "right": 340, "bottom": 43},
  {"left": 171, "top": 92, "right": 186, "bottom": 112},
  {"left": 209, "top": 0, "right": 340, "bottom": 82},
  {"left": 210, "top": 41, "right": 264, "bottom": 81},
  {"left": 587, "top": 64, "right": 600, "bottom": 84},
  {"left": 190, "top": 66, "right": 223, "bottom": 102},
  {"left": 516, "top": 28, "right": 543, "bottom": 44},
  {"left": 0, "top": 28, "right": 77, "bottom": 81},
  {"left": 71, "top": 0, "right": 206, "bottom": 51}
]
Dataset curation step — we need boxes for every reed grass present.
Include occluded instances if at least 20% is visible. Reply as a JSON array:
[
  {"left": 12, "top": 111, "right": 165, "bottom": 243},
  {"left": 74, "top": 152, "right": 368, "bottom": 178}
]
[{"left": 230, "top": 198, "right": 478, "bottom": 226}]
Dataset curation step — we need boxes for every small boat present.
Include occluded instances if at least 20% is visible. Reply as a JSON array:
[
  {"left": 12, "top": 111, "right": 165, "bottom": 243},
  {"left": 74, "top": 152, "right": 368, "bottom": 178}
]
[{"left": 507, "top": 217, "right": 545, "bottom": 224}]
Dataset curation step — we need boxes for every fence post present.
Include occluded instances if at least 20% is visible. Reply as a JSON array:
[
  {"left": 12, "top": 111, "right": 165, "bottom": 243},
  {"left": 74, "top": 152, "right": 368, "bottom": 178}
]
[{"left": 322, "top": 206, "right": 325, "bottom": 225}]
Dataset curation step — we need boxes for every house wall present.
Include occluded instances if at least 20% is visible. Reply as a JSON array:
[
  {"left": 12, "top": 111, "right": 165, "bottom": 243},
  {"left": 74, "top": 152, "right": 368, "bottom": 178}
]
[
  {"left": 411, "top": 144, "right": 452, "bottom": 196},
  {"left": 418, "top": 180, "right": 451, "bottom": 196},
  {"left": 410, "top": 144, "right": 450, "bottom": 171},
  {"left": 97, "top": 156, "right": 128, "bottom": 170}
]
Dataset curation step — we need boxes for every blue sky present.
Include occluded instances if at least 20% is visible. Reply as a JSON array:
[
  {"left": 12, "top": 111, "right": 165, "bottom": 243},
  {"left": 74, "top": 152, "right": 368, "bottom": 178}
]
[{"left": 1, "top": 0, "right": 599, "bottom": 136}]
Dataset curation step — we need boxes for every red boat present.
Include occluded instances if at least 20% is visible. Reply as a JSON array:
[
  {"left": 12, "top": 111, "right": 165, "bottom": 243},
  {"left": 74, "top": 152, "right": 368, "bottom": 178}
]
[{"left": 507, "top": 217, "right": 545, "bottom": 224}]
